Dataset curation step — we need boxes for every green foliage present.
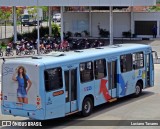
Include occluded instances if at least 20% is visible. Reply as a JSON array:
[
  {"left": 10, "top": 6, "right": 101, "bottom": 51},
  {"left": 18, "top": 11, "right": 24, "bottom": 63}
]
[
  {"left": 16, "top": 7, "right": 23, "bottom": 20},
  {"left": 0, "top": 43, "right": 7, "bottom": 50},
  {"left": 149, "top": 1, "right": 160, "bottom": 11},
  {"left": 122, "top": 31, "right": 131, "bottom": 38},
  {"left": 0, "top": 8, "right": 11, "bottom": 22},
  {"left": 40, "top": 6, "right": 48, "bottom": 12},
  {"left": 157, "top": 0, "right": 160, "bottom": 4},
  {"left": 74, "top": 32, "right": 82, "bottom": 37},
  {"left": 10, "top": 23, "right": 60, "bottom": 41},
  {"left": 149, "top": 6, "right": 160, "bottom": 11},
  {"left": 99, "top": 29, "right": 109, "bottom": 38},
  {"left": 0, "top": 42, "right": 6, "bottom": 47},
  {"left": 82, "top": 30, "right": 89, "bottom": 36},
  {"left": 65, "top": 31, "right": 73, "bottom": 38},
  {"left": 52, "top": 23, "right": 60, "bottom": 35},
  {"left": 27, "top": 6, "right": 37, "bottom": 14}
]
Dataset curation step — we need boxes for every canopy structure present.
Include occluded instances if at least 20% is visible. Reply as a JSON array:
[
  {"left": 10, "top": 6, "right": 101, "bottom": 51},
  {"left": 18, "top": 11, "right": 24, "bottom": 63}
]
[
  {"left": 0, "top": 0, "right": 156, "bottom": 55},
  {"left": 0, "top": 0, "right": 156, "bottom": 6}
]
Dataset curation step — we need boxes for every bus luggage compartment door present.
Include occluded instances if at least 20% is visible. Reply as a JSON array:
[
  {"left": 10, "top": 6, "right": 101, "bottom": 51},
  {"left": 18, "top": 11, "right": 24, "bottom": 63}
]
[{"left": 64, "top": 68, "right": 78, "bottom": 114}]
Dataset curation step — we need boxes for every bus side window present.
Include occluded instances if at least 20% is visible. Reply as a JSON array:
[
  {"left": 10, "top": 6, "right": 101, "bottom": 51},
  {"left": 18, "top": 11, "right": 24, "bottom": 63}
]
[
  {"left": 44, "top": 67, "right": 63, "bottom": 92},
  {"left": 94, "top": 59, "right": 107, "bottom": 79},
  {"left": 120, "top": 54, "right": 132, "bottom": 73},
  {"left": 44, "top": 71, "right": 50, "bottom": 91},
  {"left": 133, "top": 52, "right": 144, "bottom": 70},
  {"left": 80, "top": 61, "right": 93, "bottom": 83}
]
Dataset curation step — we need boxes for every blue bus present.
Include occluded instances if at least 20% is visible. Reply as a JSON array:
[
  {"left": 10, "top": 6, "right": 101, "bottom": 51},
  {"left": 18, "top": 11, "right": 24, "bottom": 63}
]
[{"left": 1, "top": 43, "right": 154, "bottom": 120}]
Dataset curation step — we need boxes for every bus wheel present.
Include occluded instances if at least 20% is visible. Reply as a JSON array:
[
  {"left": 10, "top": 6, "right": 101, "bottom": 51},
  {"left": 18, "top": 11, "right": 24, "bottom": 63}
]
[
  {"left": 134, "top": 83, "right": 142, "bottom": 97},
  {"left": 82, "top": 97, "right": 93, "bottom": 117}
]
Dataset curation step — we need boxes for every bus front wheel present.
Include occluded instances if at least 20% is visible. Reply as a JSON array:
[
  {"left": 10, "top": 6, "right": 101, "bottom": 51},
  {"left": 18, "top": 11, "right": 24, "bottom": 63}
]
[
  {"left": 134, "top": 83, "right": 142, "bottom": 97},
  {"left": 82, "top": 97, "right": 93, "bottom": 117}
]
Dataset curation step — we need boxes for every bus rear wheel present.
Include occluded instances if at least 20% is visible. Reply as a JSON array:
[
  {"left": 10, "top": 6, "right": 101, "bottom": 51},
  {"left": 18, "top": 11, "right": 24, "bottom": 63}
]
[
  {"left": 82, "top": 97, "right": 93, "bottom": 117},
  {"left": 134, "top": 83, "right": 142, "bottom": 97}
]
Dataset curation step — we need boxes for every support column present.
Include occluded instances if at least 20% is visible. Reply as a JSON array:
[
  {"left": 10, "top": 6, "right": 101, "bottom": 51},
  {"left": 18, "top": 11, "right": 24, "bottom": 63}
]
[
  {"left": 49, "top": 6, "right": 52, "bottom": 36},
  {"left": 89, "top": 7, "right": 92, "bottom": 37},
  {"left": 37, "top": 7, "right": 40, "bottom": 55},
  {"left": 109, "top": 6, "right": 113, "bottom": 45},
  {"left": 130, "top": 6, "right": 134, "bottom": 37},
  {"left": 60, "top": 6, "right": 64, "bottom": 42},
  {"left": 13, "top": 6, "right": 17, "bottom": 43}
]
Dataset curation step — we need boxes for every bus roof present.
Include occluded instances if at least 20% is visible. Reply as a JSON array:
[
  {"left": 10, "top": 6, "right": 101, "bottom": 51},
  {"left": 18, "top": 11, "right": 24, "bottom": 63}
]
[{"left": 4, "top": 44, "right": 151, "bottom": 66}]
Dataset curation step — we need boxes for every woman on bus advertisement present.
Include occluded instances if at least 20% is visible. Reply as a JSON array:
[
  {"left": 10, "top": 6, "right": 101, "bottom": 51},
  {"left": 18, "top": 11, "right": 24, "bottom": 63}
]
[{"left": 12, "top": 66, "right": 32, "bottom": 104}]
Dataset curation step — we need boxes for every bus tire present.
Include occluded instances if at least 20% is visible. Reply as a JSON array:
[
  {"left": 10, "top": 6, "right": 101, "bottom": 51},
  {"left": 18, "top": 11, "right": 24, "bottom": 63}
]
[
  {"left": 134, "top": 82, "right": 142, "bottom": 97},
  {"left": 82, "top": 97, "right": 93, "bottom": 117}
]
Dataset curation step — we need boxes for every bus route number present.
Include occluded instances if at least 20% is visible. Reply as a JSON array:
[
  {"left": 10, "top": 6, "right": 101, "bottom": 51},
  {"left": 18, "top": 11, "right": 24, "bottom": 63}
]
[{"left": 84, "top": 86, "right": 92, "bottom": 92}]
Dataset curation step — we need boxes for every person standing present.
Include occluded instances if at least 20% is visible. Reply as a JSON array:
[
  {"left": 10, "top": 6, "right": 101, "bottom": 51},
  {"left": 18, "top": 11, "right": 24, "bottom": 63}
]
[{"left": 152, "top": 25, "right": 157, "bottom": 38}]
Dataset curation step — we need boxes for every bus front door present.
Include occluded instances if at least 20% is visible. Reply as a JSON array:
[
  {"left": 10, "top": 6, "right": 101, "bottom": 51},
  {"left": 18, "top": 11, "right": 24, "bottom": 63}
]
[
  {"left": 146, "top": 53, "right": 154, "bottom": 87},
  {"left": 108, "top": 61, "right": 117, "bottom": 100},
  {"left": 64, "top": 68, "right": 78, "bottom": 114}
]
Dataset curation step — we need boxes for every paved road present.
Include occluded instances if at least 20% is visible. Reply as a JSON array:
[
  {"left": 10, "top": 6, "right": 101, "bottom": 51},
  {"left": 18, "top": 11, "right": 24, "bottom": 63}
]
[{"left": 0, "top": 39, "right": 160, "bottom": 129}]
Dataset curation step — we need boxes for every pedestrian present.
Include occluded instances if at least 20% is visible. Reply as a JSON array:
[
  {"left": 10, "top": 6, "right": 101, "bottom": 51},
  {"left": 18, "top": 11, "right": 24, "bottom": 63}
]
[{"left": 152, "top": 25, "right": 157, "bottom": 38}]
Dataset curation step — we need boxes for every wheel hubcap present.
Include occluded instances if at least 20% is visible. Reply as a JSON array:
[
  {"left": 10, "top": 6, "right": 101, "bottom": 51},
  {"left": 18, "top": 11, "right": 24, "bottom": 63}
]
[
  {"left": 135, "top": 85, "right": 140, "bottom": 95},
  {"left": 84, "top": 101, "right": 91, "bottom": 113}
]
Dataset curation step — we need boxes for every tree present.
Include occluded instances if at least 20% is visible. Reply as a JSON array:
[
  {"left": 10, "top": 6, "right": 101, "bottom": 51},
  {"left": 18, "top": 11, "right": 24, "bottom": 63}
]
[
  {"left": 40, "top": 6, "right": 48, "bottom": 20},
  {"left": 0, "top": 7, "right": 11, "bottom": 38},
  {"left": 16, "top": 7, "right": 23, "bottom": 21},
  {"left": 149, "top": 0, "right": 160, "bottom": 11},
  {"left": 27, "top": 6, "right": 37, "bottom": 19},
  {"left": 157, "top": 0, "right": 160, "bottom": 4}
]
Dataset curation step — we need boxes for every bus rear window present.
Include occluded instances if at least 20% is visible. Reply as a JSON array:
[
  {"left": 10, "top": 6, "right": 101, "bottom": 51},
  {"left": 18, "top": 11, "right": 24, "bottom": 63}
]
[{"left": 44, "top": 67, "right": 63, "bottom": 92}]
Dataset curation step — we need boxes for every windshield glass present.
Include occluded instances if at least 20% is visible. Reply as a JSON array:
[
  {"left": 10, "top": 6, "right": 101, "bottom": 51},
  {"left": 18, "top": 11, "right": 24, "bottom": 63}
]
[{"left": 22, "top": 15, "right": 30, "bottom": 19}]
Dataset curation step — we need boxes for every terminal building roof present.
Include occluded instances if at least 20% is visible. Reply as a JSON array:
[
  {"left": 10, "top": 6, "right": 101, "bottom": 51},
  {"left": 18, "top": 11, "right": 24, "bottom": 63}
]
[{"left": 0, "top": 0, "right": 156, "bottom": 6}]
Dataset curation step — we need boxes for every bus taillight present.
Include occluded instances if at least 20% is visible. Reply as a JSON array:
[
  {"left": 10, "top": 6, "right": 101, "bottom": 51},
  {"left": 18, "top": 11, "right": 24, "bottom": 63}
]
[
  {"left": 36, "top": 96, "right": 41, "bottom": 108},
  {"left": 0, "top": 91, "right": 2, "bottom": 101}
]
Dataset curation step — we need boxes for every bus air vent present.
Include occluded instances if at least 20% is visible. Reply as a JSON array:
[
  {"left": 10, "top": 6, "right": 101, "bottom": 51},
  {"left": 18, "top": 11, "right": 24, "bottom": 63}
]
[
  {"left": 74, "top": 50, "right": 83, "bottom": 53},
  {"left": 47, "top": 52, "right": 65, "bottom": 57},
  {"left": 55, "top": 54, "right": 65, "bottom": 57},
  {"left": 32, "top": 56, "right": 42, "bottom": 59},
  {"left": 109, "top": 44, "right": 122, "bottom": 48},
  {"left": 95, "top": 47, "right": 104, "bottom": 49}
]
